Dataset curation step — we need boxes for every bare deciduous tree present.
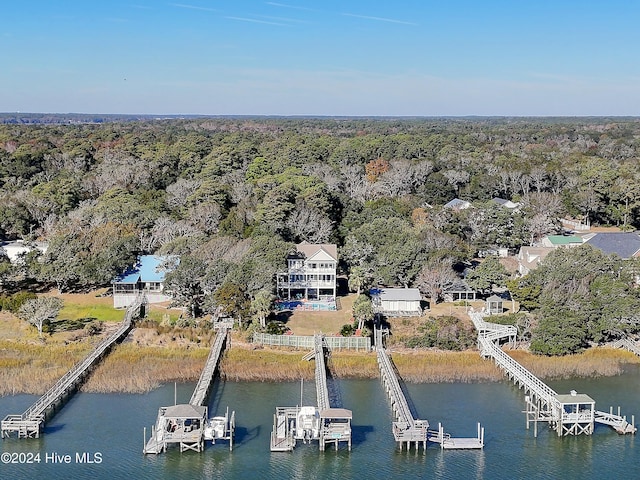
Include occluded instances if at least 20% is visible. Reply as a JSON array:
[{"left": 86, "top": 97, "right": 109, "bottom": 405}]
[
  {"left": 166, "top": 178, "right": 201, "bottom": 209},
  {"left": 415, "top": 258, "right": 458, "bottom": 308},
  {"left": 18, "top": 297, "right": 63, "bottom": 338},
  {"left": 286, "top": 202, "right": 333, "bottom": 243},
  {"left": 443, "top": 169, "right": 470, "bottom": 194}
]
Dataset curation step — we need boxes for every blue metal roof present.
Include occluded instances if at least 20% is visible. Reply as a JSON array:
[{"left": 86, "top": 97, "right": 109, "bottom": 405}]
[{"left": 114, "top": 255, "right": 171, "bottom": 284}]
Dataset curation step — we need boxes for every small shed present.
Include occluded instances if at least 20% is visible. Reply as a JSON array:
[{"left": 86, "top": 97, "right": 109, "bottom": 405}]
[
  {"left": 485, "top": 295, "right": 504, "bottom": 315},
  {"left": 372, "top": 288, "right": 422, "bottom": 317}
]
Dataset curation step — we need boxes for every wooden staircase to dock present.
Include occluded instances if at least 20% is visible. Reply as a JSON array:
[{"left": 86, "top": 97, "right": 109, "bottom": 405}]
[
  {"left": 470, "top": 310, "right": 636, "bottom": 437},
  {"left": 611, "top": 337, "right": 640, "bottom": 357}
]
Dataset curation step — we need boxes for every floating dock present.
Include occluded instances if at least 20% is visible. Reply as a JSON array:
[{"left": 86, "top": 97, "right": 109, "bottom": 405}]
[
  {"left": 143, "top": 321, "right": 235, "bottom": 454},
  {"left": 376, "top": 328, "right": 484, "bottom": 451},
  {"left": 470, "top": 310, "right": 636, "bottom": 437},
  {"left": 270, "top": 333, "right": 353, "bottom": 452},
  {"left": 1, "top": 295, "right": 146, "bottom": 439}
]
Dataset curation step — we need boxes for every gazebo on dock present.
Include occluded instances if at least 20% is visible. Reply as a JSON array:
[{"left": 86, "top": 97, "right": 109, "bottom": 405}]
[
  {"left": 553, "top": 391, "right": 595, "bottom": 436},
  {"left": 320, "top": 408, "right": 352, "bottom": 451},
  {"left": 145, "top": 404, "right": 208, "bottom": 453}
]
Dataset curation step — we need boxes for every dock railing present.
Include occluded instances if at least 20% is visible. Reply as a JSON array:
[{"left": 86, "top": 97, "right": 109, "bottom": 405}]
[
  {"left": 2, "top": 293, "right": 145, "bottom": 438},
  {"left": 190, "top": 325, "right": 230, "bottom": 406},
  {"left": 253, "top": 333, "right": 370, "bottom": 351},
  {"left": 470, "top": 310, "right": 635, "bottom": 436}
]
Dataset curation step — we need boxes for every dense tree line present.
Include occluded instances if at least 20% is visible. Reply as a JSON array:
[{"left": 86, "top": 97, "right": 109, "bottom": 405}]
[
  {"left": 509, "top": 246, "right": 640, "bottom": 355},
  {"left": 1, "top": 117, "right": 640, "bottom": 350}
]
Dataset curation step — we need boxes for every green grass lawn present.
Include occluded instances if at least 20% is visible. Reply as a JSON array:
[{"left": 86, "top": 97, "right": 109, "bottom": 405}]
[
  {"left": 57, "top": 300, "right": 126, "bottom": 323},
  {"left": 145, "top": 307, "right": 181, "bottom": 324}
]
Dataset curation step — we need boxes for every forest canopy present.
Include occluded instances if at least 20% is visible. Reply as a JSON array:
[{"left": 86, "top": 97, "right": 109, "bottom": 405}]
[{"left": 2, "top": 116, "right": 640, "bottom": 350}]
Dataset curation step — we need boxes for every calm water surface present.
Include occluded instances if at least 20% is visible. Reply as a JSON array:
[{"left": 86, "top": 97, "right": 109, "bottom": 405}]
[{"left": 1, "top": 367, "right": 639, "bottom": 479}]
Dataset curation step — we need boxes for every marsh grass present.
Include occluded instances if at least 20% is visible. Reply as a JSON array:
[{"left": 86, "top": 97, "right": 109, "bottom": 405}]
[
  {"left": 83, "top": 343, "right": 210, "bottom": 393},
  {"left": 0, "top": 339, "right": 92, "bottom": 395},
  {"left": 220, "top": 347, "right": 315, "bottom": 382},
  {"left": 509, "top": 347, "right": 640, "bottom": 380},
  {"left": 390, "top": 349, "right": 504, "bottom": 383},
  {"left": 2, "top": 303, "right": 639, "bottom": 395}
]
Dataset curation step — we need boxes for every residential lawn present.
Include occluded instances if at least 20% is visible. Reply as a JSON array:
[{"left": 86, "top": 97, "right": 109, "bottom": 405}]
[
  {"left": 280, "top": 294, "right": 357, "bottom": 335},
  {"left": 45, "top": 290, "right": 126, "bottom": 323},
  {"left": 145, "top": 305, "right": 182, "bottom": 324}
]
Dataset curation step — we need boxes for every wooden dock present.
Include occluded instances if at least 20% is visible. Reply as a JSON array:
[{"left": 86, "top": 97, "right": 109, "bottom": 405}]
[
  {"left": 312, "top": 334, "right": 330, "bottom": 412},
  {"left": 144, "top": 321, "right": 235, "bottom": 454},
  {"left": 470, "top": 310, "right": 636, "bottom": 436},
  {"left": 270, "top": 333, "right": 352, "bottom": 452},
  {"left": 190, "top": 322, "right": 231, "bottom": 406},
  {"left": 376, "top": 328, "right": 483, "bottom": 451},
  {"left": 1, "top": 295, "right": 145, "bottom": 439}
]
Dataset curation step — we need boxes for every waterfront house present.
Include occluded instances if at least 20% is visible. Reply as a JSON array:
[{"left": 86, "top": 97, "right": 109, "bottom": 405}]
[
  {"left": 0, "top": 239, "right": 48, "bottom": 265},
  {"left": 276, "top": 242, "right": 337, "bottom": 302},
  {"left": 442, "top": 279, "right": 477, "bottom": 303},
  {"left": 112, "top": 255, "right": 174, "bottom": 308},
  {"left": 443, "top": 198, "right": 471, "bottom": 210},
  {"left": 582, "top": 232, "right": 640, "bottom": 259},
  {"left": 371, "top": 288, "right": 422, "bottom": 317},
  {"left": 539, "top": 235, "right": 583, "bottom": 249},
  {"left": 516, "top": 246, "right": 553, "bottom": 276},
  {"left": 492, "top": 197, "right": 521, "bottom": 210}
]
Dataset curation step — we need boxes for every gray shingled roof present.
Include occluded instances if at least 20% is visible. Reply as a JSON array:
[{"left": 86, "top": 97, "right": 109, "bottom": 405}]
[
  {"left": 584, "top": 232, "right": 640, "bottom": 259},
  {"left": 376, "top": 288, "right": 421, "bottom": 301}
]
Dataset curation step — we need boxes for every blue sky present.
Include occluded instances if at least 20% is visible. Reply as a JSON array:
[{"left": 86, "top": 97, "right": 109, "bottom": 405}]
[{"left": 1, "top": 1, "right": 638, "bottom": 115}]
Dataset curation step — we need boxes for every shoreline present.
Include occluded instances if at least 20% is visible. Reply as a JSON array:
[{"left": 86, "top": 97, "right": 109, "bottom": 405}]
[
  {"left": 1, "top": 310, "right": 639, "bottom": 396},
  {"left": 1, "top": 337, "right": 638, "bottom": 396}
]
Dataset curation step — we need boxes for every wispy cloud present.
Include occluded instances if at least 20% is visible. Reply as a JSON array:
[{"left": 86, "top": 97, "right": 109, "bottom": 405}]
[
  {"left": 256, "top": 15, "right": 310, "bottom": 24},
  {"left": 342, "top": 13, "right": 417, "bottom": 26},
  {"left": 224, "top": 16, "right": 288, "bottom": 27},
  {"left": 170, "top": 3, "right": 218, "bottom": 13},
  {"left": 266, "top": 2, "right": 317, "bottom": 12}
]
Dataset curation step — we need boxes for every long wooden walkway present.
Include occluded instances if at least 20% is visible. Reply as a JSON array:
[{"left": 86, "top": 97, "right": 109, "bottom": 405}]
[
  {"left": 376, "top": 328, "right": 483, "bottom": 450},
  {"left": 312, "top": 334, "right": 330, "bottom": 411},
  {"left": 470, "top": 310, "right": 636, "bottom": 436},
  {"left": 1, "top": 294, "right": 146, "bottom": 439},
  {"left": 190, "top": 322, "right": 231, "bottom": 406}
]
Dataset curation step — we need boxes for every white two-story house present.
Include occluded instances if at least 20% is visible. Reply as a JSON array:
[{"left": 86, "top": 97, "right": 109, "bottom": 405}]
[{"left": 277, "top": 243, "right": 337, "bottom": 302}]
